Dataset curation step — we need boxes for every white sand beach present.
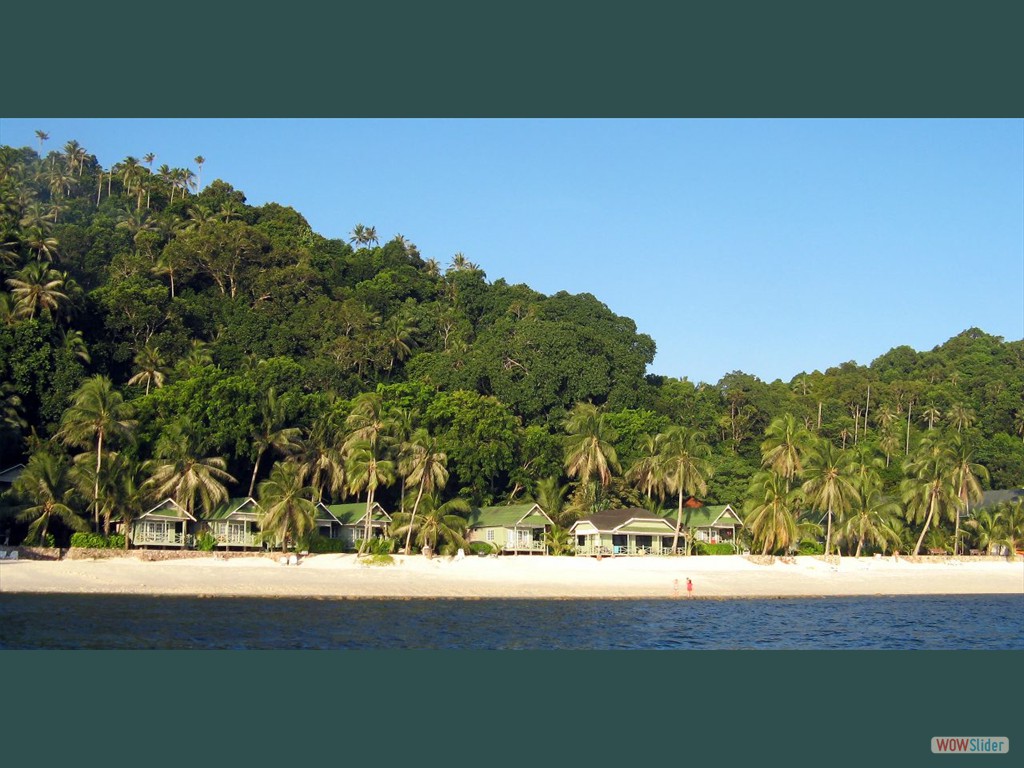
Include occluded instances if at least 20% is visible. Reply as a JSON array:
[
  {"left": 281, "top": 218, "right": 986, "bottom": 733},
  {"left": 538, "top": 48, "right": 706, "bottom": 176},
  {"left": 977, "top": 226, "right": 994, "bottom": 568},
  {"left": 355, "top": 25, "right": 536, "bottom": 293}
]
[{"left": 1, "top": 553, "right": 1021, "bottom": 599}]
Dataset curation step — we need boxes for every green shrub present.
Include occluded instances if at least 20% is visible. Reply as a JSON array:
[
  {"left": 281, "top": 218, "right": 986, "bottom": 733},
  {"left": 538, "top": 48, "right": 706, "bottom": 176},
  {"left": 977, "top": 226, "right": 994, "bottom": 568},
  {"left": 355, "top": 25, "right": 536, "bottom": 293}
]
[
  {"left": 195, "top": 531, "right": 217, "bottom": 551},
  {"left": 308, "top": 535, "right": 348, "bottom": 553},
  {"left": 695, "top": 542, "right": 735, "bottom": 556},
  {"left": 357, "top": 537, "right": 395, "bottom": 556},
  {"left": 797, "top": 539, "right": 824, "bottom": 555},
  {"left": 70, "top": 532, "right": 125, "bottom": 549},
  {"left": 469, "top": 541, "right": 496, "bottom": 556}
]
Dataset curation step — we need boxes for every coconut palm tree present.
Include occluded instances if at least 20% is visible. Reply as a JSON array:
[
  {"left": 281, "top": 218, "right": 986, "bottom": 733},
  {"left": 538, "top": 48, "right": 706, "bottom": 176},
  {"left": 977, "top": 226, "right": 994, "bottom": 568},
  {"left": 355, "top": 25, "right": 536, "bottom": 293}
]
[
  {"left": 398, "top": 428, "right": 449, "bottom": 555},
  {"left": 6, "top": 262, "right": 68, "bottom": 319},
  {"left": 659, "top": 426, "right": 713, "bottom": 553},
  {"left": 995, "top": 501, "right": 1024, "bottom": 558},
  {"left": 743, "top": 470, "right": 800, "bottom": 555},
  {"left": 34, "top": 130, "right": 49, "bottom": 154},
  {"left": 964, "top": 508, "right": 1002, "bottom": 555},
  {"left": 296, "top": 411, "right": 347, "bottom": 503},
  {"left": 193, "top": 156, "right": 205, "bottom": 191},
  {"left": 900, "top": 433, "right": 958, "bottom": 556},
  {"left": 390, "top": 493, "right": 470, "bottom": 555},
  {"left": 920, "top": 405, "right": 941, "bottom": 431},
  {"left": 143, "top": 422, "right": 236, "bottom": 520},
  {"left": 13, "top": 451, "right": 88, "bottom": 545},
  {"left": 257, "top": 460, "right": 317, "bottom": 552},
  {"left": 563, "top": 402, "right": 619, "bottom": 514},
  {"left": 626, "top": 433, "right": 666, "bottom": 504},
  {"left": 532, "top": 476, "right": 569, "bottom": 526},
  {"left": 946, "top": 403, "right": 975, "bottom": 434},
  {"left": 247, "top": 388, "right": 303, "bottom": 496},
  {"left": 21, "top": 226, "right": 60, "bottom": 263},
  {"left": 842, "top": 481, "right": 902, "bottom": 557},
  {"left": 343, "top": 392, "right": 396, "bottom": 454},
  {"left": 948, "top": 433, "right": 988, "bottom": 555},
  {"left": 128, "top": 344, "right": 170, "bottom": 396},
  {"left": 760, "top": 413, "right": 812, "bottom": 492},
  {"left": 345, "top": 438, "right": 395, "bottom": 554},
  {"left": 58, "top": 376, "right": 136, "bottom": 531},
  {"left": 801, "top": 438, "right": 859, "bottom": 556}
]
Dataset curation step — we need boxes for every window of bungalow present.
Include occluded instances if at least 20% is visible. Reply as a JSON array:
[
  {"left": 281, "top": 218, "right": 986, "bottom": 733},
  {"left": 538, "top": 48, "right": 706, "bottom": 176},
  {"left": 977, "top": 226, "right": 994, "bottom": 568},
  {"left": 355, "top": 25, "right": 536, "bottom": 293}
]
[
  {"left": 486, "top": 529, "right": 494, "bottom": 542},
  {"left": 612, "top": 534, "right": 627, "bottom": 548},
  {"left": 577, "top": 535, "right": 586, "bottom": 546},
  {"left": 662, "top": 536, "right": 674, "bottom": 550},
  {"left": 636, "top": 535, "right": 652, "bottom": 549}
]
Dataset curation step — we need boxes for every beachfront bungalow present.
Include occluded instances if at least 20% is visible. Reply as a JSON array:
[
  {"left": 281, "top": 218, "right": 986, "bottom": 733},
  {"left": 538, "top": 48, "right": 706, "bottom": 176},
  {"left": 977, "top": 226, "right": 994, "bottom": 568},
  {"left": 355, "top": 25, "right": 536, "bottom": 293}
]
[
  {"left": 131, "top": 498, "right": 195, "bottom": 548},
  {"left": 200, "top": 497, "right": 264, "bottom": 550},
  {"left": 467, "top": 503, "right": 553, "bottom": 555},
  {"left": 663, "top": 504, "right": 743, "bottom": 548},
  {"left": 570, "top": 508, "right": 681, "bottom": 556},
  {"left": 317, "top": 501, "right": 391, "bottom": 549}
]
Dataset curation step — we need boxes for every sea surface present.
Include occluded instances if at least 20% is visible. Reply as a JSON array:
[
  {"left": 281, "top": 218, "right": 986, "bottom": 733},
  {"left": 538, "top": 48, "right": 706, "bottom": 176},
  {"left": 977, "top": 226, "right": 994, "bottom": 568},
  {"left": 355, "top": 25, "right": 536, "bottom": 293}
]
[{"left": 0, "top": 593, "right": 1020, "bottom": 650}]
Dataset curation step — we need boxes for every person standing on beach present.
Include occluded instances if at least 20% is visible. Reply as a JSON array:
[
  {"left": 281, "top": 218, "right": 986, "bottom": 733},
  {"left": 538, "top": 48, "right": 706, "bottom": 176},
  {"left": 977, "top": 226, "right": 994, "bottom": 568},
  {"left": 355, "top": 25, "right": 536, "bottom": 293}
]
[{"left": 686, "top": 578, "right": 693, "bottom": 597}]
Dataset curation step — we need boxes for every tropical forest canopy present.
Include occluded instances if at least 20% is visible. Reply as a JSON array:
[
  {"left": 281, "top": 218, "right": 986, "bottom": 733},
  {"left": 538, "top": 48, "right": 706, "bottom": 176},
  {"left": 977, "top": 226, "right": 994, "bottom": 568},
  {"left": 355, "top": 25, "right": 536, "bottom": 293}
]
[{"left": 1, "top": 137, "right": 1022, "bottom": 554}]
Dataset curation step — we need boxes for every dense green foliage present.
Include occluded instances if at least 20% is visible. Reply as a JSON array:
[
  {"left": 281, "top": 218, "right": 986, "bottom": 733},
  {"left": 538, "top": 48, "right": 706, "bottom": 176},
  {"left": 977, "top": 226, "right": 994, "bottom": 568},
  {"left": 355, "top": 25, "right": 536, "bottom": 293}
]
[{"left": 1, "top": 138, "right": 1022, "bottom": 554}]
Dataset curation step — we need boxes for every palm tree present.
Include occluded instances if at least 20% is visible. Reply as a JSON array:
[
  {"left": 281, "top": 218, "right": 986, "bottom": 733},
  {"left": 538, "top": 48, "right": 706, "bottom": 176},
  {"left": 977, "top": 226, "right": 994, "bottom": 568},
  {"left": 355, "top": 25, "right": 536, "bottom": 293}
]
[
  {"left": 398, "top": 428, "right": 449, "bottom": 555},
  {"left": 34, "top": 130, "right": 49, "bottom": 155},
  {"left": 563, "top": 402, "right": 620, "bottom": 513},
  {"left": 760, "top": 413, "right": 811, "bottom": 492},
  {"left": 13, "top": 451, "right": 88, "bottom": 545},
  {"left": 296, "top": 411, "right": 346, "bottom": 503},
  {"left": 900, "top": 433, "right": 958, "bottom": 556},
  {"left": 743, "top": 470, "right": 800, "bottom": 555},
  {"left": 659, "top": 426, "right": 713, "bottom": 553},
  {"left": 144, "top": 422, "right": 236, "bottom": 520},
  {"left": 257, "top": 460, "right": 317, "bottom": 552},
  {"left": 193, "top": 156, "right": 205, "bottom": 191},
  {"left": 965, "top": 508, "right": 1002, "bottom": 555},
  {"left": 842, "top": 481, "right": 901, "bottom": 557},
  {"left": 532, "top": 476, "right": 569, "bottom": 526},
  {"left": 382, "top": 314, "right": 418, "bottom": 374},
  {"left": 948, "top": 433, "right": 988, "bottom": 556},
  {"left": 390, "top": 493, "right": 470, "bottom": 555},
  {"left": 6, "top": 261, "right": 68, "bottom": 319},
  {"left": 626, "top": 433, "right": 666, "bottom": 504},
  {"left": 248, "top": 388, "right": 303, "bottom": 497},
  {"left": 343, "top": 392, "right": 395, "bottom": 454},
  {"left": 21, "top": 226, "right": 60, "bottom": 263},
  {"left": 994, "top": 501, "right": 1024, "bottom": 559},
  {"left": 128, "top": 344, "right": 170, "bottom": 395},
  {"left": 58, "top": 376, "right": 136, "bottom": 531},
  {"left": 345, "top": 439, "right": 395, "bottom": 554},
  {"left": 348, "top": 223, "right": 378, "bottom": 248},
  {"left": 946, "top": 403, "right": 975, "bottom": 434},
  {"left": 921, "top": 405, "right": 941, "bottom": 431},
  {"left": 801, "top": 438, "right": 859, "bottom": 556}
]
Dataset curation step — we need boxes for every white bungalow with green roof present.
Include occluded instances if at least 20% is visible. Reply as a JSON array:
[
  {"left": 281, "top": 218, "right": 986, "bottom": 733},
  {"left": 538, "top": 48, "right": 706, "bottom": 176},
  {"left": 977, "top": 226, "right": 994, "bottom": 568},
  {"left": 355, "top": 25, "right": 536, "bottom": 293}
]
[
  {"left": 570, "top": 508, "right": 680, "bottom": 556},
  {"left": 467, "top": 503, "right": 553, "bottom": 554},
  {"left": 316, "top": 501, "right": 391, "bottom": 549},
  {"left": 200, "top": 497, "right": 264, "bottom": 550},
  {"left": 664, "top": 504, "right": 743, "bottom": 547},
  {"left": 131, "top": 498, "right": 195, "bottom": 548}
]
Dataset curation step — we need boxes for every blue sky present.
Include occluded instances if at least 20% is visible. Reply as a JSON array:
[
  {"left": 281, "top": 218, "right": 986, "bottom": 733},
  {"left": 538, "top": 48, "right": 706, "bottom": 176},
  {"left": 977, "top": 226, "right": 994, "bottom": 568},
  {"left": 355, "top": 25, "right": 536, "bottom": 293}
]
[{"left": 2, "top": 118, "right": 1021, "bottom": 385}]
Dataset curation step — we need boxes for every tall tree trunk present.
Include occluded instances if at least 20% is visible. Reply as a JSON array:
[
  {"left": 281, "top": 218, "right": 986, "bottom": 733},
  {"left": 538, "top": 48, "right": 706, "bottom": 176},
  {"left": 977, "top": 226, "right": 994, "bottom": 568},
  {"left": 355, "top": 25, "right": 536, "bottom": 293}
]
[
  {"left": 94, "top": 431, "right": 103, "bottom": 532},
  {"left": 913, "top": 492, "right": 936, "bottom": 555},
  {"left": 248, "top": 449, "right": 265, "bottom": 497},
  {"left": 404, "top": 478, "right": 427, "bottom": 555},
  {"left": 671, "top": 486, "right": 683, "bottom": 553},
  {"left": 825, "top": 506, "right": 833, "bottom": 556},
  {"left": 864, "top": 385, "right": 871, "bottom": 437},
  {"left": 905, "top": 403, "right": 913, "bottom": 455}
]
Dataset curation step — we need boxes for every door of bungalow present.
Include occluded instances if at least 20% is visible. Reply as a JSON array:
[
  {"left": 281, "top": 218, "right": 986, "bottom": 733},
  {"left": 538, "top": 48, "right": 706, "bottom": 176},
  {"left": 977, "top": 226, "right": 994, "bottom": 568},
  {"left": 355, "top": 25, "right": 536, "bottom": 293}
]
[
  {"left": 227, "top": 520, "right": 248, "bottom": 545},
  {"left": 510, "top": 528, "right": 533, "bottom": 550}
]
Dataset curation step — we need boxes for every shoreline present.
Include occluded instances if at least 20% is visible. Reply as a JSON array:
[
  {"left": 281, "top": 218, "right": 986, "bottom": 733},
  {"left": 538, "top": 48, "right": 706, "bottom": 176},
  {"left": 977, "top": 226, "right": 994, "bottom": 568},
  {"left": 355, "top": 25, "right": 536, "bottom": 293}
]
[{"left": 1, "top": 553, "right": 1021, "bottom": 600}]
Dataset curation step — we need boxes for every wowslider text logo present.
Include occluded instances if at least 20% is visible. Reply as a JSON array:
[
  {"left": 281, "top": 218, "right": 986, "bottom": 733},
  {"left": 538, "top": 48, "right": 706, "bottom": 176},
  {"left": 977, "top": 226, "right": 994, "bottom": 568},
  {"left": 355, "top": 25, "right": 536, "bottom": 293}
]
[{"left": 932, "top": 737, "right": 1009, "bottom": 754}]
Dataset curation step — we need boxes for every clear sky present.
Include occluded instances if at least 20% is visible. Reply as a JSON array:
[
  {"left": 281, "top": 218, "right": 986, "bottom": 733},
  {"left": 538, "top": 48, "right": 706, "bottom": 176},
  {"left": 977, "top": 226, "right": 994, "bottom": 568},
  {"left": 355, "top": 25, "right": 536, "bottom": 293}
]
[{"left": 2, "top": 118, "right": 1021, "bottom": 385}]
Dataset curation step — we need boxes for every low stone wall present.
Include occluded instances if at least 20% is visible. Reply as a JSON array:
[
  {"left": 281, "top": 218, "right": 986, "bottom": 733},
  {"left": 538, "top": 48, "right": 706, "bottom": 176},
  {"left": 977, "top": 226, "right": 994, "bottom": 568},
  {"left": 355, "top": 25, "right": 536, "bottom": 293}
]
[
  {"left": 63, "top": 548, "right": 276, "bottom": 562},
  {"left": 1, "top": 546, "right": 63, "bottom": 561}
]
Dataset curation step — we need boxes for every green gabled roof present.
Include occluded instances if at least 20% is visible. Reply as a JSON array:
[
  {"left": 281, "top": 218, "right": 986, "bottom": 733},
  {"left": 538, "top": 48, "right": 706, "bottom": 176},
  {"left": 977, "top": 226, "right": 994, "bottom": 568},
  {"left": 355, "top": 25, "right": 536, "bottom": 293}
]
[
  {"left": 468, "top": 504, "right": 552, "bottom": 529},
  {"left": 325, "top": 502, "right": 390, "bottom": 525},
  {"left": 140, "top": 498, "right": 194, "bottom": 521},
  {"left": 202, "top": 497, "right": 261, "bottom": 521},
  {"left": 0, "top": 464, "right": 25, "bottom": 483},
  {"left": 658, "top": 504, "right": 742, "bottom": 528}
]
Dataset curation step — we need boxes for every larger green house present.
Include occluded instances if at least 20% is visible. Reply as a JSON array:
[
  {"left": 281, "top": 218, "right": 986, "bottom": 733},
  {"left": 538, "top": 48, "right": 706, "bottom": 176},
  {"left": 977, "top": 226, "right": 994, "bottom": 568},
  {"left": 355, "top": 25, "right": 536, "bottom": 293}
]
[
  {"left": 571, "top": 504, "right": 743, "bottom": 556},
  {"left": 316, "top": 501, "right": 391, "bottom": 549},
  {"left": 200, "top": 497, "right": 264, "bottom": 550},
  {"left": 467, "top": 503, "right": 553, "bottom": 555},
  {"left": 130, "top": 498, "right": 195, "bottom": 548}
]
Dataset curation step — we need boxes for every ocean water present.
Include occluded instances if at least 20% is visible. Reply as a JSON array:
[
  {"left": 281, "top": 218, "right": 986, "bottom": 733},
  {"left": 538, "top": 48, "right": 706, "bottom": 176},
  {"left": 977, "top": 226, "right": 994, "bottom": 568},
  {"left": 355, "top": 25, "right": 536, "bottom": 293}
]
[{"left": 0, "top": 593, "right": 1020, "bottom": 650}]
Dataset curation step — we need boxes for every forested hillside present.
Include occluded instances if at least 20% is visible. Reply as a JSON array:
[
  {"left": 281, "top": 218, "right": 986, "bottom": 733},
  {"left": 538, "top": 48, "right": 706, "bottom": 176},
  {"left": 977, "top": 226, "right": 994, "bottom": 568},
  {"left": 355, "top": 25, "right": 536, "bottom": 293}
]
[{"left": 2, "top": 138, "right": 1022, "bottom": 553}]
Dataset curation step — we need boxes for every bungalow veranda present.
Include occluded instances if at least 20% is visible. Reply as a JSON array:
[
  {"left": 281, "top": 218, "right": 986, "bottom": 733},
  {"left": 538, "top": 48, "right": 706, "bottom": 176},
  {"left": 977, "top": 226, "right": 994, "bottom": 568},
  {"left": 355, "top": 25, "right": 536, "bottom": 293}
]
[
  {"left": 130, "top": 499, "right": 195, "bottom": 548},
  {"left": 467, "top": 503, "right": 553, "bottom": 555}
]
